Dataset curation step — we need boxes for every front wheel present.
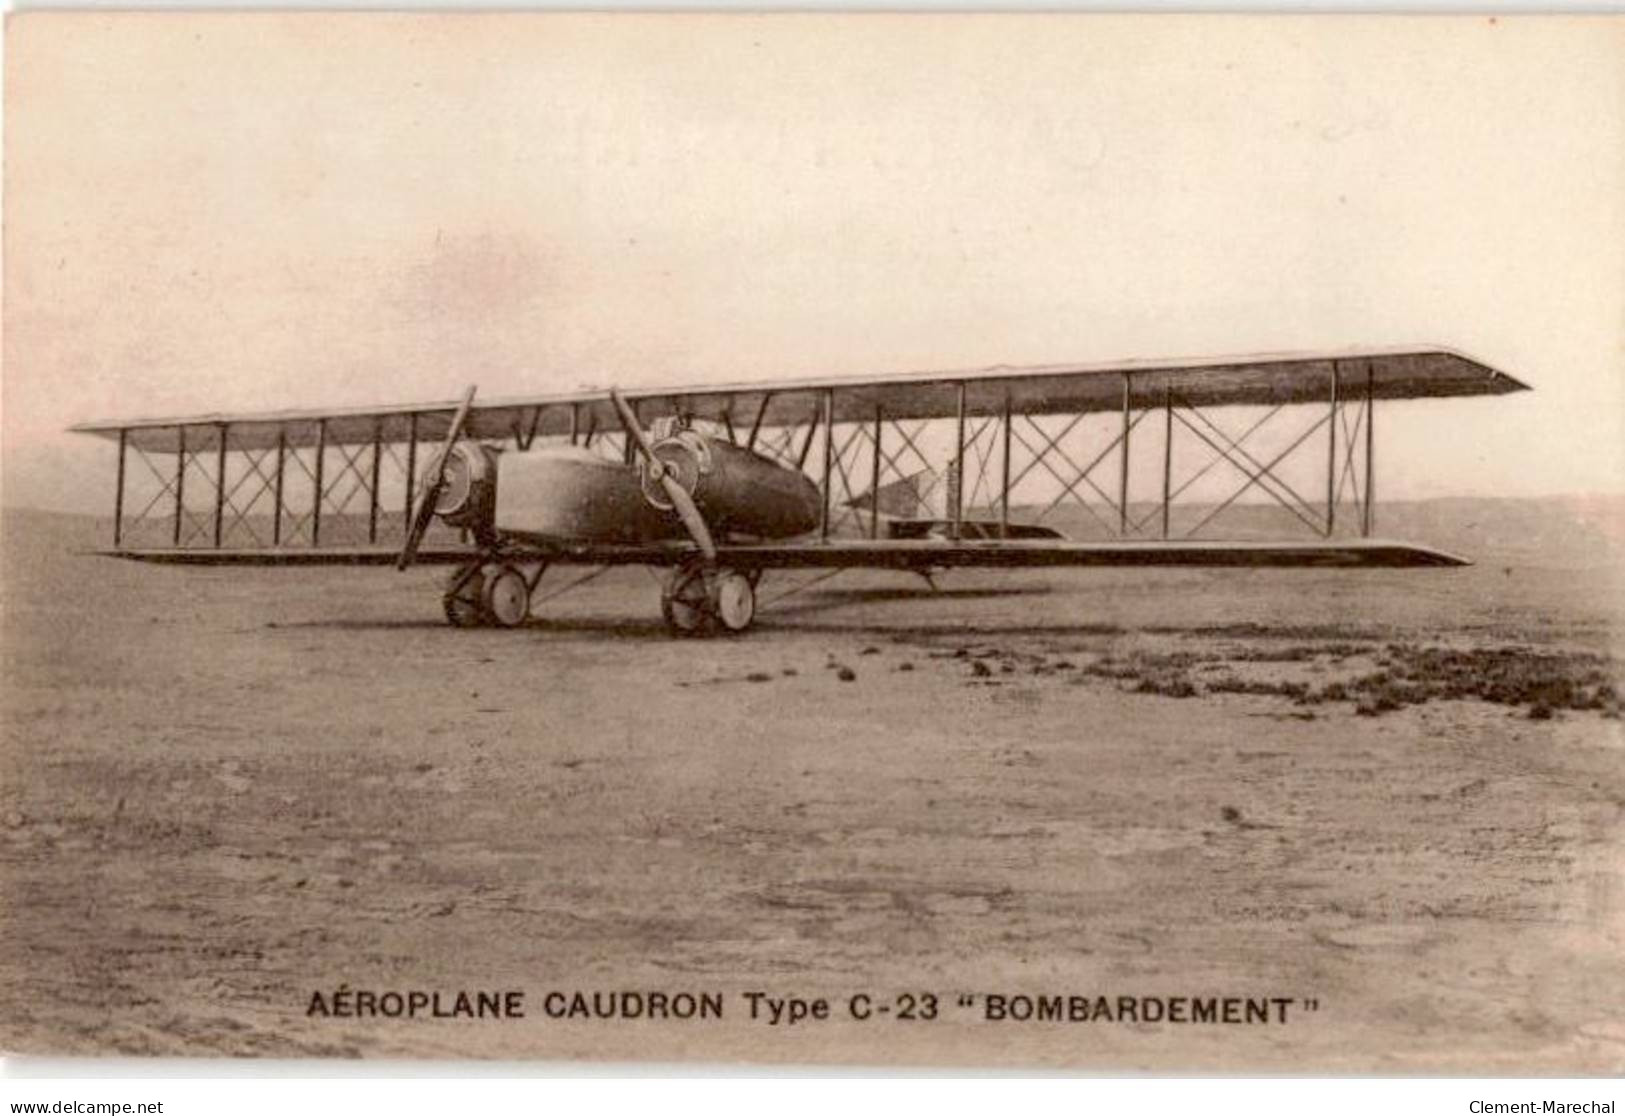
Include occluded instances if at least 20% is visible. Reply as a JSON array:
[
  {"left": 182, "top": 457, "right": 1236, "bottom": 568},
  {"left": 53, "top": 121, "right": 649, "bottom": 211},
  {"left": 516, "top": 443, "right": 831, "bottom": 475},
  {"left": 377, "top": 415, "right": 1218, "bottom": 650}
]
[
  {"left": 482, "top": 564, "right": 531, "bottom": 628},
  {"left": 442, "top": 562, "right": 488, "bottom": 627},
  {"left": 661, "top": 563, "right": 715, "bottom": 637},
  {"left": 712, "top": 570, "right": 756, "bottom": 634}
]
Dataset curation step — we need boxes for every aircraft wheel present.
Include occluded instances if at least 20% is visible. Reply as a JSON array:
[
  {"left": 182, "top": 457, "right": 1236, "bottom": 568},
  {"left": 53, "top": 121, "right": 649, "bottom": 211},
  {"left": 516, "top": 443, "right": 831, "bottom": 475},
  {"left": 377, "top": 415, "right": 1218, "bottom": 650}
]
[
  {"left": 483, "top": 564, "right": 531, "bottom": 628},
  {"left": 443, "top": 563, "right": 488, "bottom": 628},
  {"left": 661, "top": 563, "right": 716, "bottom": 637},
  {"left": 711, "top": 570, "right": 757, "bottom": 634}
]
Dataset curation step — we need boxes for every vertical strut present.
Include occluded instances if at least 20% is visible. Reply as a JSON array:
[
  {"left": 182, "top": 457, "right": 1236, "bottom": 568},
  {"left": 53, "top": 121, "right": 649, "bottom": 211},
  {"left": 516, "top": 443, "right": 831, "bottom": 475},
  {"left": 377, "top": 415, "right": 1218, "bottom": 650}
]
[
  {"left": 404, "top": 413, "right": 418, "bottom": 532},
  {"left": 952, "top": 381, "right": 966, "bottom": 539},
  {"left": 313, "top": 419, "right": 326, "bottom": 548},
  {"left": 1119, "top": 374, "right": 1131, "bottom": 536},
  {"left": 213, "top": 423, "right": 228, "bottom": 548},
  {"left": 797, "top": 405, "right": 820, "bottom": 471},
  {"left": 1000, "top": 390, "right": 1012, "bottom": 539},
  {"left": 1161, "top": 386, "right": 1173, "bottom": 540},
  {"left": 869, "top": 405, "right": 883, "bottom": 539},
  {"left": 273, "top": 429, "right": 286, "bottom": 546},
  {"left": 1364, "top": 361, "right": 1375, "bottom": 538},
  {"left": 368, "top": 421, "right": 382, "bottom": 544},
  {"left": 819, "top": 389, "right": 834, "bottom": 541},
  {"left": 173, "top": 426, "right": 186, "bottom": 546},
  {"left": 746, "top": 392, "right": 772, "bottom": 451},
  {"left": 569, "top": 403, "right": 580, "bottom": 446},
  {"left": 113, "top": 428, "right": 127, "bottom": 548},
  {"left": 1326, "top": 362, "right": 1339, "bottom": 537}
]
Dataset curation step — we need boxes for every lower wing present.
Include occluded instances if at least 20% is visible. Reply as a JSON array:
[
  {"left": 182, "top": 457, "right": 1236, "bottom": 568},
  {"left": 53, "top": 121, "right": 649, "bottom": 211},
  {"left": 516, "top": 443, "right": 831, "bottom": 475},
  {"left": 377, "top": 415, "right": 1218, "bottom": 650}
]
[{"left": 96, "top": 536, "right": 1467, "bottom": 569}]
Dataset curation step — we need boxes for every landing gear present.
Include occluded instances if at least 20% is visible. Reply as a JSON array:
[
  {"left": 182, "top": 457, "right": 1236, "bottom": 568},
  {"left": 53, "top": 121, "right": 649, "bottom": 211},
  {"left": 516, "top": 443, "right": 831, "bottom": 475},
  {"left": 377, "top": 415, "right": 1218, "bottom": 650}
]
[
  {"left": 442, "top": 563, "right": 487, "bottom": 627},
  {"left": 444, "top": 556, "right": 757, "bottom": 636},
  {"left": 660, "top": 563, "right": 758, "bottom": 637},
  {"left": 661, "top": 563, "right": 713, "bottom": 636},
  {"left": 441, "top": 559, "right": 545, "bottom": 628}
]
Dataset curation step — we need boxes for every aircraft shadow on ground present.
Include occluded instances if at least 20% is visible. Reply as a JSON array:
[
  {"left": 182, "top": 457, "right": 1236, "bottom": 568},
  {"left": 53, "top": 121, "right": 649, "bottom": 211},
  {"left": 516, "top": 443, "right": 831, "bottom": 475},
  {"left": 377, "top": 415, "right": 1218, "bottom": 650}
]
[
  {"left": 763, "top": 584, "right": 1050, "bottom": 614},
  {"left": 272, "top": 614, "right": 1131, "bottom": 641},
  {"left": 273, "top": 585, "right": 1060, "bottom": 637},
  {"left": 755, "top": 619, "right": 1130, "bottom": 637},
  {"left": 273, "top": 616, "right": 672, "bottom": 639}
]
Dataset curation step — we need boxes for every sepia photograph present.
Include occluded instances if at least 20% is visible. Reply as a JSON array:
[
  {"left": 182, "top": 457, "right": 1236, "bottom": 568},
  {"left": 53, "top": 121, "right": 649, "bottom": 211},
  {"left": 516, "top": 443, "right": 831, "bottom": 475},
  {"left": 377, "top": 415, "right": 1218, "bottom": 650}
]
[{"left": 2, "top": 12, "right": 1621, "bottom": 1071}]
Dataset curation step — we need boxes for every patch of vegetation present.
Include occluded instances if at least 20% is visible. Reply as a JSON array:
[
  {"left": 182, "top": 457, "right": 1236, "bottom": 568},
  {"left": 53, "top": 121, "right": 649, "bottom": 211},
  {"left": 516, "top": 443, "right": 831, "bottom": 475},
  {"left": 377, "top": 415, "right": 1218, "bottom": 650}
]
[
  {"left": 1205, "top": 676, "right": 1311, "bottom": 700},
  {"left": 1147, "top": 622, "right": 1382, "bottom": 642},
  {"left": 1316, "top": 645, "right": 1620, "bottom": 717},
  {"left": 1225, "top": 643, "right": 1370, "bottom": 664},
  {"left": 1082, "top": 652, "right": 1206, "bottom": 682},
  {"left": 1354, "top": 690, "right": 1402, "bottom": 717},
  {"left": 1081, "top": 658, "right": 1140, "bottom": 681},
  {"left": 1133, "top": 674, "right": 1198, "bottom": 698},
  {"left": 1076, "top": 642, "right": 1622, "bottom": 719},
  {"left": 1377, "top": 645, "right": 1617, "bottom": 711}
]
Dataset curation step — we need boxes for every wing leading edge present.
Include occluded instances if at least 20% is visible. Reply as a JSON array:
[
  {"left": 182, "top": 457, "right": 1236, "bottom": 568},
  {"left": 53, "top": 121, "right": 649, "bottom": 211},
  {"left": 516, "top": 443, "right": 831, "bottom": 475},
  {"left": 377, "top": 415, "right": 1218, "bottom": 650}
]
[{"left": 71, "top": 347, "right": 1528, "bottom": 454}]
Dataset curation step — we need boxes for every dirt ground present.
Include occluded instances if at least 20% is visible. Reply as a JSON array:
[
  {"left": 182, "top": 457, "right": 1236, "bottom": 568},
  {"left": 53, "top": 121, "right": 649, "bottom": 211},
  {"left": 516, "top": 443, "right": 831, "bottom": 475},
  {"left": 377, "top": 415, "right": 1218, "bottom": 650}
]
[{"left": 1, "top": 509, "right": 1621, "bottom": 1069}]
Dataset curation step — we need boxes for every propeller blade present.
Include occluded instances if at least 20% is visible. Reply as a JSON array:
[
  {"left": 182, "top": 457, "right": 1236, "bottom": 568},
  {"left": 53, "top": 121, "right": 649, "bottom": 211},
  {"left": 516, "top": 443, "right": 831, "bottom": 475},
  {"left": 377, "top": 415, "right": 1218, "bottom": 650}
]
[
  {"left": 399, "top": 475, "right": 443, "bottom": 568},
  {"left": 397, "top": 384, "right": 478, "bottom": 572},
  {"left": 608, "top": 389, "right": 717, "bottom": 563},
  {"left": 607, "top": 389, "right": 658, "bottom": 463},
  {"left": 660, "top": 472, "right": 718, "bottom": 563}
]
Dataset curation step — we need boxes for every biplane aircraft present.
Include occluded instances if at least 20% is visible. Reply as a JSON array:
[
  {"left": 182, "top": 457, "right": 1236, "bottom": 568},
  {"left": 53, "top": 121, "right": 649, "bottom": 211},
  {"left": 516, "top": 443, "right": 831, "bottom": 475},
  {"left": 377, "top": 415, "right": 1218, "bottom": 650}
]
[{"left": 72, "top": 348, "right": 1529, "bottom": 636}]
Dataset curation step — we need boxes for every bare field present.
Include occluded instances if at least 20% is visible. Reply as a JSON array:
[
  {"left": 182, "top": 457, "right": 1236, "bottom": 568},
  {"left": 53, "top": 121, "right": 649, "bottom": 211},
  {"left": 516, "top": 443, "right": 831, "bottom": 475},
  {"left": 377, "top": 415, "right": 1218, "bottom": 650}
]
[{"left": 2, "top": 507, "right": 1622, "bottom": 1069}]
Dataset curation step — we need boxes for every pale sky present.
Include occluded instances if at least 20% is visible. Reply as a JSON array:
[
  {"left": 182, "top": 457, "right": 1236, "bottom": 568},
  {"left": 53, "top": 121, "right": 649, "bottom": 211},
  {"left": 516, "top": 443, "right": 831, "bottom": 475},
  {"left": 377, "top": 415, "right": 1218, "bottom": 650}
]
[{"left": 5, "top": 13, "right": 1623, "bottom": 513}]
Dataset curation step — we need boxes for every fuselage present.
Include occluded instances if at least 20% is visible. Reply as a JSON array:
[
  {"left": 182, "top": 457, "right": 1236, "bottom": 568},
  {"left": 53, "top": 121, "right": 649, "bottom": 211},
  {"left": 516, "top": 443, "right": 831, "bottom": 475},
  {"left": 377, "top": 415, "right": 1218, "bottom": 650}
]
[{"left": 493, "top": 436, "right": 820, "bottom": 545}]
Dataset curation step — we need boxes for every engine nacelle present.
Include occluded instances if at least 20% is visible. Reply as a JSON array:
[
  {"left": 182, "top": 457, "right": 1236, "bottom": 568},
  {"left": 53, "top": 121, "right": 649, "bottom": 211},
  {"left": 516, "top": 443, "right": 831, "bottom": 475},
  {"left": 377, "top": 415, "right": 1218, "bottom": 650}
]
[
  {"left": 638, "top": 430, "right": 819, "bottom": 539},
  {"left": 433, "top": 443, "right": 501, "bottom": 538}
]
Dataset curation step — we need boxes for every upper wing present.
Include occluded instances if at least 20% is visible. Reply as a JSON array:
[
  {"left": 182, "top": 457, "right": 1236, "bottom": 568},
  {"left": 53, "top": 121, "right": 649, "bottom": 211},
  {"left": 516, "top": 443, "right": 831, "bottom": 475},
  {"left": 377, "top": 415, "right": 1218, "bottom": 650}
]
[{"left": 70, "top": 347, "right": 1528, "bottom": 453}]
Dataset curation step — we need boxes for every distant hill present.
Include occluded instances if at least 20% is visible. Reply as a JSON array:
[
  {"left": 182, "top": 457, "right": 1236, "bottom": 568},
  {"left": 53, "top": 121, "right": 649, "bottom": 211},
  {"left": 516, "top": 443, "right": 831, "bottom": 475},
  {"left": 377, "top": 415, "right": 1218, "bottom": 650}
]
[
  {"left": 1348, "top": 495, "right": 1624, "bottom": 567},
  {"left": 1003, "top": 495, "right": 1624, "bottom": 567}
]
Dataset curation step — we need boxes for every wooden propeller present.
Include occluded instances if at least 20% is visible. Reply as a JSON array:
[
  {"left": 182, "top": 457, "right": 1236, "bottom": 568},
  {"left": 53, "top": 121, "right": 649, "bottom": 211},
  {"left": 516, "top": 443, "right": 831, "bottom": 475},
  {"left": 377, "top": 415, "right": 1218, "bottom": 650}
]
[{"left": 397, "top": 384, "right": 478, "bottom": 571}]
